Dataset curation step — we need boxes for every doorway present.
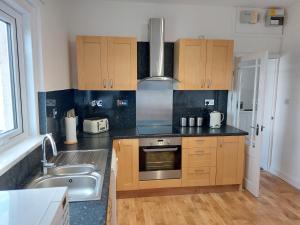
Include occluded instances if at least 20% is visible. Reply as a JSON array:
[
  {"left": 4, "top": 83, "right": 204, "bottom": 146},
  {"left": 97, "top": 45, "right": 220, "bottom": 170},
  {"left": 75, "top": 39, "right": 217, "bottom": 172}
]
[{"left": 229, "top": 52, "right": 279, "bottom": 197}]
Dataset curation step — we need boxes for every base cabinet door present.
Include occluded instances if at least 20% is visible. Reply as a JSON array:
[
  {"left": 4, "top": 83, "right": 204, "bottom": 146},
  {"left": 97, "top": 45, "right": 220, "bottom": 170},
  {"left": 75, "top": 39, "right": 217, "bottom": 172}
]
[
  {"left": 114, "top": 139, "right": 139, "bottom": 191},
  {"left": 216, "top": 136, "right": 245, "bottom": 185}
]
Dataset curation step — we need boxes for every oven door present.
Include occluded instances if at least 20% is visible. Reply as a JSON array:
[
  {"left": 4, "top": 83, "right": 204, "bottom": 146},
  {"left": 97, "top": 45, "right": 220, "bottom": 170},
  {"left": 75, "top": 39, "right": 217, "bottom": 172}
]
[{"left": 139, "top": 146, "right": 181, "bottom": 181}]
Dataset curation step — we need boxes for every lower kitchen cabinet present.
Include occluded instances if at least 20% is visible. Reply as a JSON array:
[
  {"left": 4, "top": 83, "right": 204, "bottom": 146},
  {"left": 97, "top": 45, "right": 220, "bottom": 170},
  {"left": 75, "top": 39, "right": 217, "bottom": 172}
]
[
  {"left": 182, "top": 136, "right": 245, "bottom": 187},
  {"left": 216, "top": 136, "right": 245, "bottom": 185},
  {"left": 113, "top": 139, "right": 139, "bottom": 191},
  {"left": 182, "top": 137, "right": 217, "bottom": 186},
  {"left": 114, "top": 136, "right": 245, "bottom": 192}
]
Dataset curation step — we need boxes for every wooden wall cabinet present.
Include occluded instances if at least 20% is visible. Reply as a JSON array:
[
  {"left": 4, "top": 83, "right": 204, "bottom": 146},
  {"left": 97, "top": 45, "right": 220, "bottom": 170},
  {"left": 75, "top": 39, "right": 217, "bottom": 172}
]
[
  {"left": 114, "top": 139, "right": 139, "bottom": 191},
  {"left": 216, "top": 136, "right": 245, "bottom": 185},
  {"left": 77, "top": 36, "right": 137, "bottom": 90},
  {"left": 174, "top": 39, "right": 234, "bottom": 90}
]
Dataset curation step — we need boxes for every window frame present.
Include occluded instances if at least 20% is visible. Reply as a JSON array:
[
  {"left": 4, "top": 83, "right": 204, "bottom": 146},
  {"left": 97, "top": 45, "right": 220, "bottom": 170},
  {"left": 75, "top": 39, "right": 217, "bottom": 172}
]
[{"left": 0, "top": 1, "right": 30, "bottom": 149}]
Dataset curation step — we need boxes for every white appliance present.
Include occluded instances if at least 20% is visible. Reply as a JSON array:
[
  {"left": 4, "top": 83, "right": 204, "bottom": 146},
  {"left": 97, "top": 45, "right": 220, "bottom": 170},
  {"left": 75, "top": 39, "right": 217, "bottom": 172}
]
[
  {"left": 209, "top": 111, "right": 224, "bottom": 129},
  {"left": 83, "top": 118, "right": 109, "bottom": 134}
]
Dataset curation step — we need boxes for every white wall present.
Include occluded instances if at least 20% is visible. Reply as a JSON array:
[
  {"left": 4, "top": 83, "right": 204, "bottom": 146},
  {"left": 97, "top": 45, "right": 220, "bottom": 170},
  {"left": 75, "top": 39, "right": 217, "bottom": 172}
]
[
  {"left": 59, "top": 0, "right": 283, "bottom": 88},
  {"left": 39, "top": 0, "right": 70, "bottom": 91},
  {"left": 270, "top": 1, "right": 300, "bottom": 189}
]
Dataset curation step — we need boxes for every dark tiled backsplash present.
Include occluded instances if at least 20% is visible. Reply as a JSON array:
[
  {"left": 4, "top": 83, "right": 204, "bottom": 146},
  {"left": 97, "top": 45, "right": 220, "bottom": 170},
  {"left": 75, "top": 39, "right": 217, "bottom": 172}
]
[
  {"left": 38, "top": 89, "right": 75, "bottom": 142},
  {"left": 173, "top": 90, "right": 228, "bottom": 127},
  {"left": 74, "top": 90, "right": 136, "bottom": 130},
  {"left": 0, "top": 146, "right": 41, "bottom": 190}
]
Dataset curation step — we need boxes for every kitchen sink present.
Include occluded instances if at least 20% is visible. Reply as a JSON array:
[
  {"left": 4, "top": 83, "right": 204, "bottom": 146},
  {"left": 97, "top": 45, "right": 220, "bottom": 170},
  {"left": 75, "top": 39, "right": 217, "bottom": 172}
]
[
  {"left": 28, "top": 172, "right": 102, "bottom": 202},
  {"left": 47, "top": 164, "right": 96, "bottom": 176},
  {"left": 26, "top": 149, "right": 108, "bottom": 202}
]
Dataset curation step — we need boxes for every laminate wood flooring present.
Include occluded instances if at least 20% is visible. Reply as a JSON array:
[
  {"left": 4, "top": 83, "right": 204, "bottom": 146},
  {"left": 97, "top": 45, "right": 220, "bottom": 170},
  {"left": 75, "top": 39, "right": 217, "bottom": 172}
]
[{"left": 117, "top": 172, "right": 300, "bottom": 225}]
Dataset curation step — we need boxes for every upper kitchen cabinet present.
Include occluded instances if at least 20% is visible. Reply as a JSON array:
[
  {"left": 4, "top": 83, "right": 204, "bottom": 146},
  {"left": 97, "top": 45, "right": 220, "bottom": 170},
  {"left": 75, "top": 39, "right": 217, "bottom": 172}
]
[
  {"left": 174, "top": 39, "right": 234, "bottom": 90},
  {"left": 77, "top": 36, "right": 108, "bottom": 90},
  {"left": 108, "top": 37, "right": 137, "bottom": 90},
  {"left": 206, "top": 40, "right": 234, "bottom": 90},
  {"left": 77, "top": 36, "right": 137, "bottom": 90},
  {"left": 174, "top": 39, "right": 207, "bottom": 90}
]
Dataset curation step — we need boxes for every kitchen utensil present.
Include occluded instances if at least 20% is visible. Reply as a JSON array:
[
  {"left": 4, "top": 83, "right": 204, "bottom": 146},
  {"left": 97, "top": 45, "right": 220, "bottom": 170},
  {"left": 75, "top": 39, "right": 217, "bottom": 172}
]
[
  {"left": 180, "top": 117, "right": 187, "bottom": 127},
  {"left": 196, "top": 117, "right": 203, "bottom": 127},
  {"left": 189, "top": 117, "right": 195, "bottom": 127}
]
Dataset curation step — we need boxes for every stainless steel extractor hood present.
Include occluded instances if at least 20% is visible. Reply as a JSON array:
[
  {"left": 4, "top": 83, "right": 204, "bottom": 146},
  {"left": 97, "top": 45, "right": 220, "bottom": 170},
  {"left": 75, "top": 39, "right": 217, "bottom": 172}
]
[{"left": 140, "top": 18, "right": 176, "bottom": 82}]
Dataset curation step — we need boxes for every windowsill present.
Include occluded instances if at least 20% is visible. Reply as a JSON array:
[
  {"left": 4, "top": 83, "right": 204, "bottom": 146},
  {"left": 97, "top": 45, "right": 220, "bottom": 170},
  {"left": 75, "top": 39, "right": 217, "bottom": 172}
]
[{"left": 0, "top": 136, "right": 43, "bottom": 176}]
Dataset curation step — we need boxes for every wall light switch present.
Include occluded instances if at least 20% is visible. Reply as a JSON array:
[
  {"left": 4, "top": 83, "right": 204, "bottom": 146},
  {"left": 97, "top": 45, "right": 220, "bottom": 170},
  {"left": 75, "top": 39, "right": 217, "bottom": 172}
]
[{"left": 205, "top": 99, "right": 215, "bottom": 106}]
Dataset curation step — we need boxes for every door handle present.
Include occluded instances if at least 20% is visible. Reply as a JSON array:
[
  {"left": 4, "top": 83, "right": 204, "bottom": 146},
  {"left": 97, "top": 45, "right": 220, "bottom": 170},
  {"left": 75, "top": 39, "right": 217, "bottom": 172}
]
[
  {"left": 256, "top": 124, "right": 259, "bottom": 136},
  {"left": 261, "top": 125, "right": 265, "bottom": 132}
]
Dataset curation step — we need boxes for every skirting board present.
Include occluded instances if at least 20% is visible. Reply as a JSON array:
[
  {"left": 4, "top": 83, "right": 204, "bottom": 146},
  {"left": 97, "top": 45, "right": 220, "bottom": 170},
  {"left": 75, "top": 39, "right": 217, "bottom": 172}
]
[
  {"left": 269, "top": 167, "right": 300, "bottom": 190},
  {"left": 117, "top": 185, "right": 240, "bottom": 199}
]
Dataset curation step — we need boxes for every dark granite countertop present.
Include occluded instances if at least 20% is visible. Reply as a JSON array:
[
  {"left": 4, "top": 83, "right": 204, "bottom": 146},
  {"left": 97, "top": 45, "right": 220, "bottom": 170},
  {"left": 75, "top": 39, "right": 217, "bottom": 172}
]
[{"left": 53, "top": 125, "right": 248, "bottom": 225}]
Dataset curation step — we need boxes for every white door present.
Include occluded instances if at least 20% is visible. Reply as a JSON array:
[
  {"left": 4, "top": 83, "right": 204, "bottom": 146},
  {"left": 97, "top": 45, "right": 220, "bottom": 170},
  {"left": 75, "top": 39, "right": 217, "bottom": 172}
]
[
  {"left": 260, "top": 59, "right": 279, "bottom": 170},
  {"left": 235, "top": 52, "right": 268, "bottom": 197}
]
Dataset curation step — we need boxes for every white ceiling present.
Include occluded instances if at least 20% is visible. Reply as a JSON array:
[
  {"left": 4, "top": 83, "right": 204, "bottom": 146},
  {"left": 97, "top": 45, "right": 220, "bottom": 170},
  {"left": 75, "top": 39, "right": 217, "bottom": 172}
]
[{"left": 108, "top": 0, "right": 297, "bottom": 7}]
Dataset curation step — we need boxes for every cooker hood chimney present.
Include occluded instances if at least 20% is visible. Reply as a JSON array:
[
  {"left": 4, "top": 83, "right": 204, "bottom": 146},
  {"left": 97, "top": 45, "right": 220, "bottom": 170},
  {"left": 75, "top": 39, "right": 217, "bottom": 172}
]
[{"left": 141, "top": 18, "right": 176, "bottom": 82}]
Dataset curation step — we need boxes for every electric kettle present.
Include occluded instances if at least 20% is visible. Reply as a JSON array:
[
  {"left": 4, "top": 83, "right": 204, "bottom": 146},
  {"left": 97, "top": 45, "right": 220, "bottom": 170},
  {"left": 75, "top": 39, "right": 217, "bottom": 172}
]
[{"left": 209, "top": 111, "right": 224, "bottom": 128}]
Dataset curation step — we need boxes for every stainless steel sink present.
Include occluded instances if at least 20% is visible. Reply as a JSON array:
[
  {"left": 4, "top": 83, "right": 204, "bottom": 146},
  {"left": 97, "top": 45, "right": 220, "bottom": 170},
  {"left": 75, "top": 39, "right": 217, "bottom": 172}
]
[
  {"left": 28, "top": 172, "right": 102, "bottom": 202},
  {"left": 48, "top": 164, "right": 96, "bottom": 175},
  {"left": 26, "top": 149, "right": 108, "bottom": 202}
]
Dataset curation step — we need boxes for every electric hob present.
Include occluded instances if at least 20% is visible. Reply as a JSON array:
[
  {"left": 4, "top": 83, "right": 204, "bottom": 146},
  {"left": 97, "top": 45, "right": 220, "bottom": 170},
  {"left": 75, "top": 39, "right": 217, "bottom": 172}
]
[{"left": 137, "top": 125, "right": 180, "bottom": 136}]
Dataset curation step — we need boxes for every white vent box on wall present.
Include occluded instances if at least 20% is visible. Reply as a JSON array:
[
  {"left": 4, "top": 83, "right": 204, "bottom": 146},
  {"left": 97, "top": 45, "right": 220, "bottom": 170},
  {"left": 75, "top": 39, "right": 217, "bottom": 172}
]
[
  {"left": 266, "top": 8, "right": 285, "bottom": 26},
  {"left": 240, "top": 10, "right": 259, "bottom": 24}
]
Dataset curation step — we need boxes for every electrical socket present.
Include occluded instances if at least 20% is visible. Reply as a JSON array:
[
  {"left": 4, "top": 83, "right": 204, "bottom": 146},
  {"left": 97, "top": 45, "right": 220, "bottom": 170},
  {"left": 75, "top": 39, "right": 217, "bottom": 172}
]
[{"left": 205, "top": 99, "right": 215, "bottom": 106}]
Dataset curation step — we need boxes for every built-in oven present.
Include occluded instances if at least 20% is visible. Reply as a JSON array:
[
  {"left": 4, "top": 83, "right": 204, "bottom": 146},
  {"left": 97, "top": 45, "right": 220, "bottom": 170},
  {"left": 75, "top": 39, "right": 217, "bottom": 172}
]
[{"left": 139, "top": 137, "right": 182, "bottom": 181}]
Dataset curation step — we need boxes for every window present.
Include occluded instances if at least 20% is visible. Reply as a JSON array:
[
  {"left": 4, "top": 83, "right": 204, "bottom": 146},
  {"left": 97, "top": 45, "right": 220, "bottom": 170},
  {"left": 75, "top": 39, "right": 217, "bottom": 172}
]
[{"left": 0, "top": 6, "right": 23, "bottom": 145}]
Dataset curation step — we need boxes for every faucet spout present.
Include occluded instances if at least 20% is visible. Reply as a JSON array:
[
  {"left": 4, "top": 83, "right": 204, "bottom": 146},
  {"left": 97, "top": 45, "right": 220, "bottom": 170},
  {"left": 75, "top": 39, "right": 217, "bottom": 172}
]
[{"left": 42, "top": 133, "right": 57, "bottom": 175}]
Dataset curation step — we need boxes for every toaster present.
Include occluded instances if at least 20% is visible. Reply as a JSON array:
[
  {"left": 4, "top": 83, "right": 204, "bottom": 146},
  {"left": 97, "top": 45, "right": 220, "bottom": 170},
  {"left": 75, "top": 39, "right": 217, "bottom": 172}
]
[{"left": 83, "top": 118, "right": 109, "bottom": 134}]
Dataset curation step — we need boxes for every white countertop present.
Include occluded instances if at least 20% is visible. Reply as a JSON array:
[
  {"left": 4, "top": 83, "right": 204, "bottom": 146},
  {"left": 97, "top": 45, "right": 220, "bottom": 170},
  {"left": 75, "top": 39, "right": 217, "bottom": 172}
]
[{"left": 0, "top": 187, "right": 67, "bottom": 225}]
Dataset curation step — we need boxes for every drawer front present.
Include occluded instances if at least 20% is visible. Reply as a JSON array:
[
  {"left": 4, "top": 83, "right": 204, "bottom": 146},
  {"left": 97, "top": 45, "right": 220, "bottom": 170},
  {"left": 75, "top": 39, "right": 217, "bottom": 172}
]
[
  {"left": 183, "top": 137, "right": 217, "bottom": 148},
  {"left": 218, "top": 136, "right": 239, "bottom": 144},
  {"left": 182, "top": 167, "right": 216, "bottom": 186},
  {"left": 183, "top": 147, "right": 216, "bottom": 167}
]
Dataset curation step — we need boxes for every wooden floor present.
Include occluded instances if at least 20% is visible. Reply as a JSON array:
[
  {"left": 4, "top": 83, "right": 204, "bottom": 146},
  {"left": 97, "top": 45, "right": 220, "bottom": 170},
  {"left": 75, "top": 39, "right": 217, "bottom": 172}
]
[{"left": 117, "top": 172, "right": 300, "bottom": 225}]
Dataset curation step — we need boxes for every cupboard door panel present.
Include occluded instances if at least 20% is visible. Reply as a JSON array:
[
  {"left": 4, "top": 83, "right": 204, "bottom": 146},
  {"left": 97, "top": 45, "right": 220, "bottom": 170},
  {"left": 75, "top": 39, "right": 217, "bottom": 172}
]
[
  {"left": 175, "top": 39, "right": 206, "bottom": 90},
  {"left": 114, "top": 139, "right": 139, "bottom": 191},
  {"left": 216, "top": 136, "right": 245, "bottom": 185},
  {"left": 108, "top": 37, "right": 137, "bottom": 90},
  {"left": 77, "top": 36, "right": 108, "bottom": 90},
  {"left": 206, "top": 40, "right": 234, "bottom": 90}
]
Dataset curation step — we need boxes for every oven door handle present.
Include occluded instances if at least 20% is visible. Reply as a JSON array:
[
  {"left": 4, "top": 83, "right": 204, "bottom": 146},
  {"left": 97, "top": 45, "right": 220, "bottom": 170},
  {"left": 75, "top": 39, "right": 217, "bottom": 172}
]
[{"left": 142, "top": 148, "right": 178, "bottom": 152}]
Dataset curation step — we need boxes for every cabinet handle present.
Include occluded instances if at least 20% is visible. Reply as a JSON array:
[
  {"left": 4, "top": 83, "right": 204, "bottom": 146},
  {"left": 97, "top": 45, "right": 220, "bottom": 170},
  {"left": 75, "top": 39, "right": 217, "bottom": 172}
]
[
  {"left": 192, "top": 169, "right": 208, "bottom": 174},
  {"left": 193, "top": 150, "right": 205, "bottom": 154},
  {"left": 201, "top": 79, "right": 205, "bottom": 88},
  {"left": 108, "top": 79, "right": 113, "bottom": 88},
  {"left": 207, "top": 79, "right": 212, "bottom": 88},
  {"left": 103, "top": 79, "right": 107, "bottom": 88}
]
